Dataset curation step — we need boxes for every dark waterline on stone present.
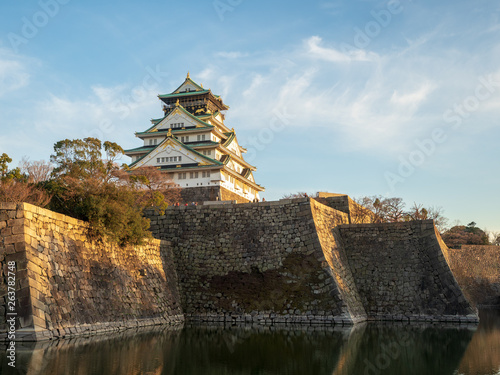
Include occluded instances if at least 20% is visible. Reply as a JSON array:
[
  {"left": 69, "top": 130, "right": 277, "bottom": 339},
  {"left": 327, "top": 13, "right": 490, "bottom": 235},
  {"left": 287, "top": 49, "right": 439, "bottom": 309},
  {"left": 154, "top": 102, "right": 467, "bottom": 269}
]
[{"left": 1, "top": 309, "right": 499, "bottom": 375}]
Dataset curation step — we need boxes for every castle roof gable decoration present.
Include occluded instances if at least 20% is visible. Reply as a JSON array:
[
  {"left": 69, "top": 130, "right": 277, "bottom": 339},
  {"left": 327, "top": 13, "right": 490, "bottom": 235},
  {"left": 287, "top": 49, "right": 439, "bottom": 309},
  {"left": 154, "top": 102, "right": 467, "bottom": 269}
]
[{"left": 125, "top": 74, "right": 264, "bottom": 202}]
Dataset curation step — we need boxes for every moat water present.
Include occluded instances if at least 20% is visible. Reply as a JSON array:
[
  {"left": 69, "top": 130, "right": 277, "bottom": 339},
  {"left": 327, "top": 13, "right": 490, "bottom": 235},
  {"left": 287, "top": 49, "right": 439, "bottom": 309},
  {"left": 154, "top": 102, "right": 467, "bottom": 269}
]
[{"left": 1, "top": 309, "right": 499, "bottom": 375}]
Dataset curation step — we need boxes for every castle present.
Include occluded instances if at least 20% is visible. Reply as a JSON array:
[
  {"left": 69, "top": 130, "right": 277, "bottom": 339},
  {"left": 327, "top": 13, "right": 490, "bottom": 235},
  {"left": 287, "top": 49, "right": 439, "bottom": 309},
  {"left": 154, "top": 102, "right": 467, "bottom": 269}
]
[
  {"left": 124, "top": 73, "right": 264, "bottom": 203},
  {"left": 3, "top": 75, "right": 498, "bottom": 343}
]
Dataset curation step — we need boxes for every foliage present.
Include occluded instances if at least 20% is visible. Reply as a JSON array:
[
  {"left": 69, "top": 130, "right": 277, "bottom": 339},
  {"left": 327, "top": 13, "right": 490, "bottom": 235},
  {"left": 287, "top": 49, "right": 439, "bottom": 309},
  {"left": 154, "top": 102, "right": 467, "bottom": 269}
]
[
  {"left": 20, "top": 158, "right": 54, "bottom": 183},
  {"left": 281, "top": 192, "right": 313, "bottom": 199},
  {"left": 0, "top": 153, "right": 51, "bottom": 206},
  {"left": 126, "top": 165, "right": 182, "bottom": 212},
  {"left": 50, "top": 138, "right": 123, "bottom": 181},
  {"left": 45, "top": 138, "right": 180, "bottom": 246},
  {"left": 352, "top": 195, "right": 448, "bottom": 231},
  {"left": 441, "top": 222, "right": 491, "bottom": 249}
]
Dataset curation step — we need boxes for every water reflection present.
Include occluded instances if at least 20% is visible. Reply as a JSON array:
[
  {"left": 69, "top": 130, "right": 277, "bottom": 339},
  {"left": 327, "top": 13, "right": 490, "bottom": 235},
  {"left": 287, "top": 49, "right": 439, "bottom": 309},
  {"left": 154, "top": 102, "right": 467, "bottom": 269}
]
[{"left": 0, "top": 310, "right": 498, "bottom": 375}]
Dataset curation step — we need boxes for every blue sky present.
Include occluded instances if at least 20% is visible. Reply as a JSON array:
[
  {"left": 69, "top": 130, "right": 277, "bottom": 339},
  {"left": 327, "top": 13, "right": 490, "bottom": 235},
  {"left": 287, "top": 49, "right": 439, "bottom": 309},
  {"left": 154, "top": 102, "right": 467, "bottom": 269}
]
[{"left": 0, "top": 0, "right": 499, "bottom": 233}]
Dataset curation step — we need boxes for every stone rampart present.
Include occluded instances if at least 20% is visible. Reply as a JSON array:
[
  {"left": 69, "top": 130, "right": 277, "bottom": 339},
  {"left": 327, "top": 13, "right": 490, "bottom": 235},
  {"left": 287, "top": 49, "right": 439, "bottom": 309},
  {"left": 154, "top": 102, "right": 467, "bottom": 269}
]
[
  {"left": 0, "top": 203, "right": 183, "bottom": 341},
  {"left": 147, "top": 199, "right": 477, "bottom": 324},
  {"left": 1, "top": 198, "right": 482, "bottom": 341},
  {"left": 338, "top": 221, "right": 476, "bottom": 321},
  {"left": 148, "top": 198, "right": 361, "bottom": 324}
]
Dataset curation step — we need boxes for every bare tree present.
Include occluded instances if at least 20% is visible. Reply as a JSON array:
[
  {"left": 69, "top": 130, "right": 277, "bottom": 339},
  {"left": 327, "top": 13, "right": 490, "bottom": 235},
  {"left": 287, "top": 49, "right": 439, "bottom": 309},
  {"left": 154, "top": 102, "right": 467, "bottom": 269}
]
[
  {"left": 19, "top": 158, "right": 54, "bottom": 183},
  {"left": 129, "top": 166, "right": 182, "bottom": 208}
]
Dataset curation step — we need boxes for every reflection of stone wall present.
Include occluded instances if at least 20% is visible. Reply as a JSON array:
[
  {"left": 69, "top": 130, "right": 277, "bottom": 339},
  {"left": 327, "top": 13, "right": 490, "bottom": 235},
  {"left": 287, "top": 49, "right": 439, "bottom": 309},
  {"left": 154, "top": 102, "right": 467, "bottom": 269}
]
[
  {"left": 0, "top": 322, "right": 477, "bottom": 375},
  {"left": 0, "top": 203, "right": 183, "bottom": 341},
  {"left": 446, "top": 245, "right": 500, "bottom": 307},
  {"left": 338, "top": 221, "right": 476, "bottom": 321}
]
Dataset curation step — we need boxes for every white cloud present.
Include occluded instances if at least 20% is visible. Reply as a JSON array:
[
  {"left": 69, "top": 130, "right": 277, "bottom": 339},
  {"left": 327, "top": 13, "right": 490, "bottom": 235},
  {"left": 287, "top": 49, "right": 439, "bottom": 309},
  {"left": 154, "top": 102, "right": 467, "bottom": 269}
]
[
  {"left": 390, "top": 82, "right": 437, "bottom": 109},
  {"left": 306, "top": 36, "right": 378, "bottom": 63},
  {"left": 216, "top": 51, "right": 249, "bottom": 59},
  {"left": 30, "top": 84, "right": 162, "bottom": 150},
  {"left": 0, "top": 49, "right": 30, "bottom": 97}
]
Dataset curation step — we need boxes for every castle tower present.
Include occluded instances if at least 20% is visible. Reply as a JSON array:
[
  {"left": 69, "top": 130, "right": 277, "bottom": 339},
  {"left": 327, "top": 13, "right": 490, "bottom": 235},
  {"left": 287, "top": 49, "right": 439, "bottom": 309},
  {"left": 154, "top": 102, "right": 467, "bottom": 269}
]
[{"left": 124, "top": 73, "right": 265, "bottom": 203}]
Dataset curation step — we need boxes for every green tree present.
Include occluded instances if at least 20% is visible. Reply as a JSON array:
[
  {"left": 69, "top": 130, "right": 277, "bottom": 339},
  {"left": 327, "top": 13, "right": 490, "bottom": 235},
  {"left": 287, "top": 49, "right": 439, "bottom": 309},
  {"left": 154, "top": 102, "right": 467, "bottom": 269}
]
[
  {"left": 47, "top": 138, "right": 154, "bottom": 246},
  {"left": 0, "top": 153, "right": 12, "bottom": 178},
  {"left": 50, "top": 138, "right": 123, "bottom": 181}
]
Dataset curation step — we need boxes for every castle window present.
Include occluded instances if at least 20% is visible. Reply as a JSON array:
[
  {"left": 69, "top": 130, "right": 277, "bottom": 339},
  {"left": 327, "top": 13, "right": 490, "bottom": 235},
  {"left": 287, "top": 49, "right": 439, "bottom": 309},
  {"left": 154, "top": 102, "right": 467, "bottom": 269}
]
[
  {"left": 157, "top": 158, "right": 160, "bottom": 163},
  {"left": 178, "top": 172, "right": 187, "bottom": 180}
]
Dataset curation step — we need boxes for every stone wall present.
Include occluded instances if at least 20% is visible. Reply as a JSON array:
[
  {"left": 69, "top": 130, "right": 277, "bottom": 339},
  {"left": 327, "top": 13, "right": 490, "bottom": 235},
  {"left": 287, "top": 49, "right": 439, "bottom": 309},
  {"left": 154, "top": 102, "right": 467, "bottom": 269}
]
[
  {"left": 178, "top": 186, "right": 251, "bottom": 204},
  {"left": 2, "top": 198, "right": 484, "bottom": 342},
  {"left": 446, "top": 245, "right": 500, "bottom": 307},
  {"left": 148, "top": 198, "right": 359, "bottom": 324},
  {"left": 314, "top": 195, "right": 373, "bottom": 224},
  {"left": 147, "top": 199, "right": 477, "bottom": 324},
  {"left": 0, "top": 203, "right": 183, "bottom": 341},
  {"left": 338, "top": 221, "right": 477, "bottom": 321},
  {"left": 180, "top": 186, "right": 220, "bottom": 204},
  {"left": 220, "top": 187, "right": 251, "bottom": 204}
]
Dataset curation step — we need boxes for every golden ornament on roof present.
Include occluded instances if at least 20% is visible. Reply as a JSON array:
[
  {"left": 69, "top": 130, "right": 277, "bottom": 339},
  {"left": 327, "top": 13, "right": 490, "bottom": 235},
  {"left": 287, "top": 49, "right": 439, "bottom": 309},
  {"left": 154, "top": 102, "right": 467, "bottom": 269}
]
[{"left": 167, "top": 128, "right": 172, "bottom": 137}]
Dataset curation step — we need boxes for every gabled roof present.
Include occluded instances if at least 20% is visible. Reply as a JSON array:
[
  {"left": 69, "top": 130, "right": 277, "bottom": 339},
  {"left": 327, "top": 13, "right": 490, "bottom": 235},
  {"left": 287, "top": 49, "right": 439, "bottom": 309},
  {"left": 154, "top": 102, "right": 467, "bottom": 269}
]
[
  {"left": 219, "top": 154, "right": 232, "bottom": 165},
  {"left": 140, "top": 104, "right": 214, "bottom": 135},
  {"left": 171, "top": 73, "right": 205, "bottom": 93},
  {"left": 123, "top": 145, "right": 155, "bottom": 154},
  {"left": 222, "top": 131, "right": 236, "bottom": 148},
  {"left": 129, "top": 130, "right": 223, "bottom": 169}
]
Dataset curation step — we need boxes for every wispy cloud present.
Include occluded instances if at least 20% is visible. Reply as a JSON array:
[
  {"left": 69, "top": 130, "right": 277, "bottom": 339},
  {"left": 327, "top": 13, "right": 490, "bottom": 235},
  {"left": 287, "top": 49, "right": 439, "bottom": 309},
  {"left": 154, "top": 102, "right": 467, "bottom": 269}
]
[
  {"left": 306, "top": 36, "right": 378, "bottom": 62},
  {"left": 0, "top": 48, "right": 30, "bottom": 97},
  {"left": 216, "top": 51, "right": 249, "bottom": 59}
]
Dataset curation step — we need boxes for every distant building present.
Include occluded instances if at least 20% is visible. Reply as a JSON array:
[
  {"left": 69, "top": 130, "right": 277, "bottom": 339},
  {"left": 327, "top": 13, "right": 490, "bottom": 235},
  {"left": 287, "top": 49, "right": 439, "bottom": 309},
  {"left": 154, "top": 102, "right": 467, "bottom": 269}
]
[{"left": 124, "top": 73, "right": 265, "bottom": 203}]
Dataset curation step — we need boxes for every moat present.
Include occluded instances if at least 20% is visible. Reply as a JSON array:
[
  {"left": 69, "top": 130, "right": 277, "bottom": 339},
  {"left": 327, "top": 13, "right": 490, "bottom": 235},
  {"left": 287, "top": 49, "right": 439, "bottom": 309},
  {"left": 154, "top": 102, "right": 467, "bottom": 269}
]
[{"left": 1, "top": 309, "right": 498, "bottom": 375}]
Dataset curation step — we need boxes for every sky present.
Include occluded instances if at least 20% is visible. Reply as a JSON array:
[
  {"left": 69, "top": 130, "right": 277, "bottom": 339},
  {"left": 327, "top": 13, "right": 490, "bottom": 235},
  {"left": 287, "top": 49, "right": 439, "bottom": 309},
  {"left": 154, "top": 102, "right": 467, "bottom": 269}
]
[{"left": 0, "top": 0, "right": 499, "bottom": 233}]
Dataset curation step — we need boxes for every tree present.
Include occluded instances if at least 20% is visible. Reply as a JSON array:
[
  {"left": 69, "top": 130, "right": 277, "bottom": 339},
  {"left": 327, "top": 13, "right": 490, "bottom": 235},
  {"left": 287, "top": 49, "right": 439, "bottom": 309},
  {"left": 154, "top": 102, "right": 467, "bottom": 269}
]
[
  {"left": 0, "top": 153, "right": 51, "bottom": 206},
  {"left": 282, "top": 192, "right": 313, "bottom": 199},
  {"left": 352, "top": 195, "right": 450, "bottom": 231},
  {"left": 0, "top": 153, "right": 12, "bottom": 178},
  {"left": 19, "top": 158, "right": 53, "bottom": 183},
  {"left": 441, "top": 223, "right": 490, "bottom": 249},
  {"left": 127, "top": 166, "right": 181, "bottom": 212},
  {"left": 50, "top": 138, "right": 123, "bottom": 182},
  {"left": 46, "top": 138, "right": 154, "bottom": 246},
  {"left": 405, "top": 203, "right": 448, "bottom": 231},
  {"left": 492, "top": 233, "right": 500, "bottom": 246}
]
